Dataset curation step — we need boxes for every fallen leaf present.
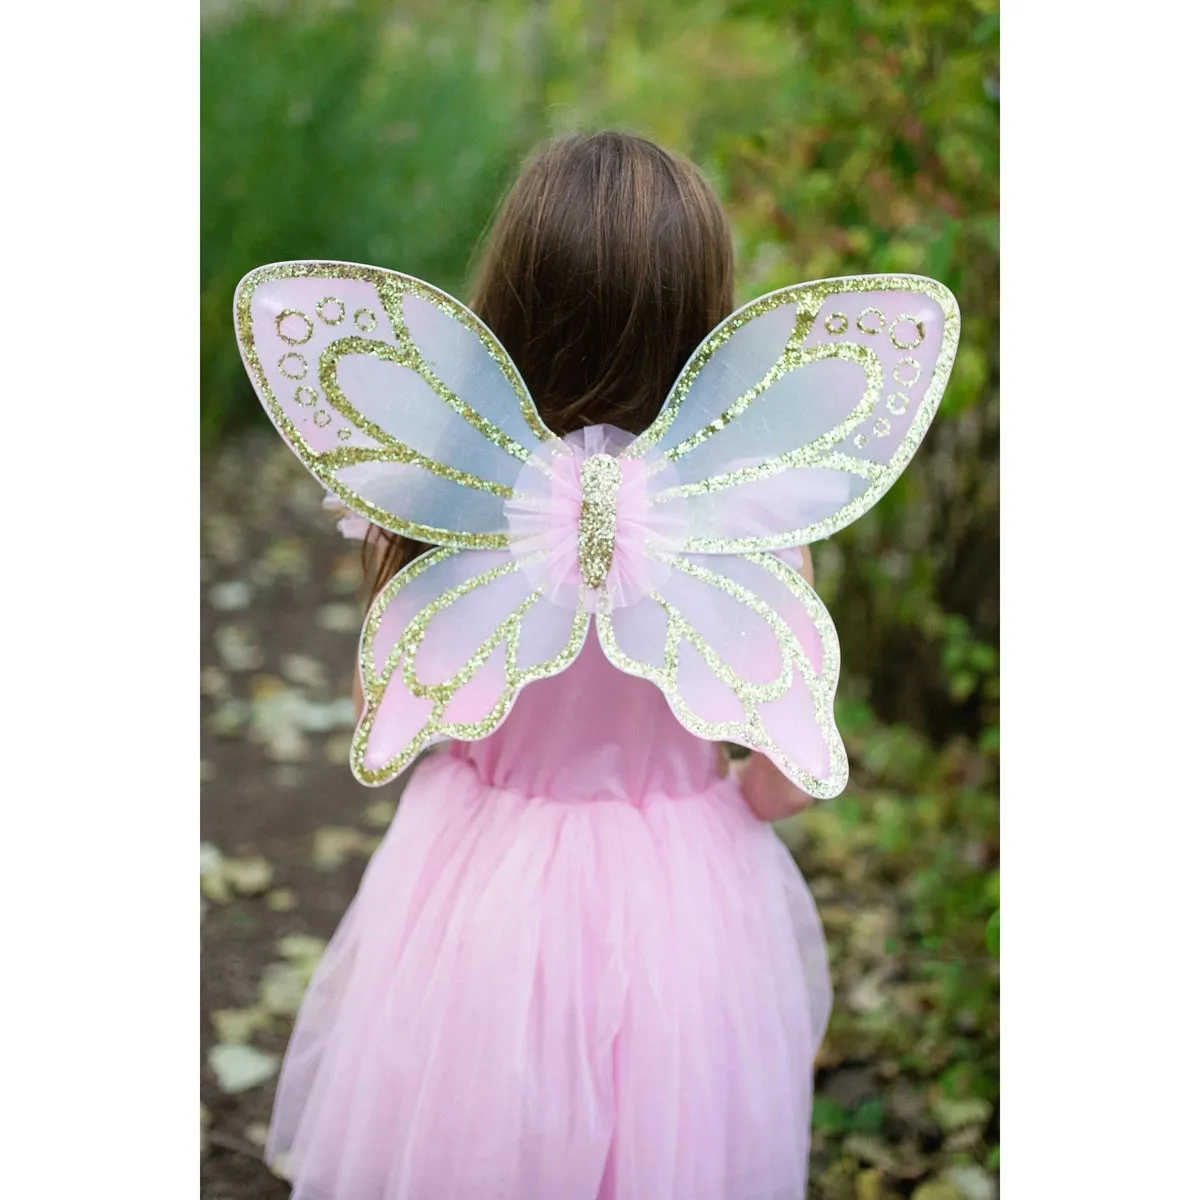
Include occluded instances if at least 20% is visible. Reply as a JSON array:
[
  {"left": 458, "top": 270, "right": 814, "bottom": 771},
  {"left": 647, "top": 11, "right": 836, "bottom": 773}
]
[
  {"left": 259, "top": 961, "right": 310, "bottom": 1018},
  {"left": 912, "top": 1184, "right": 961, "bottom": 1200},
  {"left": 208, "top": 1042, "right": 280, "bottom": 1094},
  {"left": 362, "top": 799, "right": 397, "bottom": 829},
  {"left": 208, "top": 579, "right": 254, "bottom": 612},
  {"left": 850, "top": 908, "right": 895, "bottom": 958},
  {"left": 210, "top": 698, "right": 251, "bottom": 738},
  {"left": 843, "top": 1134, "right": 896, "bottom": 1170},
  {"left": 847, "top": 963, "right": 895, "bottom": 1015},
  {"left": 245, "top": 1122, "right": 270, "bottom": 1149},
  {"left": 277, "top": 934, "right": 328, "bottom": 965},
  {"left": 312, "top": 826, "right": 368, "bottom": 871},
  {"left": 201, "top": 666, "right": 230, "bottom": 697},
  {"left": 299, "top": 696, "right": 357, "bottom": 733},
  {"left": 211, "top": 1006, "right": 269, "bottom": 1044},
  {"left": 213, "top": 625, "right": 265, "bottom": 672},
  {"left": 223, "top": 856, "right": 274, "bottom": 896},
  {"left": 929, "top": 1089, "right": 993, "bottom": 1133},
  {"left": 248, "top": 680, "right": 311, "bottom": 762},
  {"left": 204, "top": 513, "right": 245, "bottom": 566},
  {"left": 855, "top": 1168, "right": 888, "bottom": 1200},
  {"left": 317, "top": 602, "right": 362, "bottom": 633},
  {"left": 281, "top": 653, "right": 328, "bottom": 690},
  {"left": 200, "top": 842, "right": 231, "bottom": 904},
  {"left": 266, "top": 888, "right": 298, "bottom": 912},
  {"left": 943, "top": 1165, "right": 997, "bottom": 1200},
  {"left": 252, "top": 538, "right": 310, "bottom": 587}
]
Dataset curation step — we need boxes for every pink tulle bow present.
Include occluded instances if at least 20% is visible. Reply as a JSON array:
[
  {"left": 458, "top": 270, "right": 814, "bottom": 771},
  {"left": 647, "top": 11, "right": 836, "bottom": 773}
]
[{"left": 503, "top": 425, "right": 689, "bottom": 611}]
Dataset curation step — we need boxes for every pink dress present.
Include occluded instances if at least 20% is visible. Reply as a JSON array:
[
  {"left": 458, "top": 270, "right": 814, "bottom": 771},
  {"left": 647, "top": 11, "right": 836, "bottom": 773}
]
[{"left": 267, "top": 629, "right": 831, "bottom": 1199}]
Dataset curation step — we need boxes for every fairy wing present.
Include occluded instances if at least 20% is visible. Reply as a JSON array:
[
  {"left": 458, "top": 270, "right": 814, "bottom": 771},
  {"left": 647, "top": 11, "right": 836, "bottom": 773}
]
[
  {"left": 601, "top": 275, "right": 960, "bottom": 796},
  {"left": 354, "top": 547, "right": 589, "bottom": 786},
  {"left": 234, "top": 260, "right": 554, "bottom": 548},
  {"left": 233, "top": 261, "right": 588, "bottom": 785}
]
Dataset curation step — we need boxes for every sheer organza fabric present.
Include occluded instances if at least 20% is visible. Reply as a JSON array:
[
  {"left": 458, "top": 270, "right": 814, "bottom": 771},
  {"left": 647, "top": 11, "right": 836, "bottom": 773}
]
[{"left": 267, "top": 632, "right": 831, "bottom": 1199}]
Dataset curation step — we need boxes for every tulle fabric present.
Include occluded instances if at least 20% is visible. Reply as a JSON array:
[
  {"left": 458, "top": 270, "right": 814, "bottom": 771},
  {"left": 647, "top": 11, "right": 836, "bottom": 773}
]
[
  {"left": 504, "top": 424, "right": 688, "bottom": 612},
  {"left": 268, "top": 634, "right": 830, "bottom": 1199},
  {"left": 268, "top": 755, "right": 829, "bottom": 1200}
]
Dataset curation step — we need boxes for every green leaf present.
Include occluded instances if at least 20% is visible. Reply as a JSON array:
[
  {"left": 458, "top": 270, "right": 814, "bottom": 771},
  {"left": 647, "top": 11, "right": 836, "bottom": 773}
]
[
  {"left": 985, "top": 909, "right": 999, "bottom": 958},
  {"left": 812, "top": 1094, "right": 850, "bottom": 1133}
]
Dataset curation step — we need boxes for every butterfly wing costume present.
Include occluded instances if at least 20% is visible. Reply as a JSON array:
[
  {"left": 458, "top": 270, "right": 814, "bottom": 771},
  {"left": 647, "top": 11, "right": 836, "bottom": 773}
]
[{"left": 235, "top": 261, "right": 959, "bottom": 798}]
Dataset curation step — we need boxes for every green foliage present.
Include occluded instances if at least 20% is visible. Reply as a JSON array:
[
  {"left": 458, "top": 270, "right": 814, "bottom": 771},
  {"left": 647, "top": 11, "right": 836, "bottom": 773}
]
[{"left": 201, "top": 0, "right": 529, "bottom": 439}]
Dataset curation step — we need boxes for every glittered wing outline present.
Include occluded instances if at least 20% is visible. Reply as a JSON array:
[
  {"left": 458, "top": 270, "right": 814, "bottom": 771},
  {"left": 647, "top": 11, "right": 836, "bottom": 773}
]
[
  {"left": 599, "top": 274, "right": 959, "bottom": 796},
  {"left": 624, "top": 274, "right": 961, "bottom": 553},
  {"left": 353, "top": 546, "right": 590, "bottom": 786},
  {"left": 233, "top": 260, "right": 556, "bottom": 550},
  {"left": 233, "top": 261, "right": 589, "bottom": 787},
  {"left": 595, "top": 550, "right": 848, "bottom": 798}
]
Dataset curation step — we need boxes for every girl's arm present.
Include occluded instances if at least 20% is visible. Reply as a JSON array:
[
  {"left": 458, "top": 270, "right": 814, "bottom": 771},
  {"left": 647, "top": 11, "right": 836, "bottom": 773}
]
[{"left": 734, "top": 545, "right": 819, "bottom": 820}]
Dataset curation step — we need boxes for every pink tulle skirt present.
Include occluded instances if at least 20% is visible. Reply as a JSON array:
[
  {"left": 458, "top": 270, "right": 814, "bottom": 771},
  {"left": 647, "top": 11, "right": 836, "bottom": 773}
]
[{"left": 267, "top": 752, "right": 830, "bottom": 1199}]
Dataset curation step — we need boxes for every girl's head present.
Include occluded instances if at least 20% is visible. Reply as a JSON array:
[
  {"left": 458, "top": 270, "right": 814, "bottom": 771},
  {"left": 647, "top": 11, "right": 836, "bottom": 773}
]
[
  {"left": 369, "top": 130, "right": 734, "bottom": 591},
  {"left": 470, "top": 130, "right": 734, "bottom": 435}
]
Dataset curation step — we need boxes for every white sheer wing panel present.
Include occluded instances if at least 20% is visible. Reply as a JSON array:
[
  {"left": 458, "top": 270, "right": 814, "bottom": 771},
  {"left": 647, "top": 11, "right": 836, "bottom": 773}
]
[
  {"left": 234, "top": 261, "right": 555, "bottom": 549},
  {"left": 353, "top": 547, "right": 590, "bottom": 786},
  {"left": 625, "top": 275, "right": 960, "bottom": 552},
  {"left": 595, "top": 551, "right": 848, "bottom": 798}
]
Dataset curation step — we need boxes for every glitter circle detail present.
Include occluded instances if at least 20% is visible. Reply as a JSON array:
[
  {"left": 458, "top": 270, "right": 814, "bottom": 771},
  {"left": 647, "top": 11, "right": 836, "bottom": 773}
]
[
  {"left": 313, "top": 409, "right": 333, "bottom": 427},
  {"left": 317, "top": 297, "right": 345, "bottom": 325},
  {"left": 886, "top": 391, "right": 910, "bottom": 415},
  {"left": 894, "top": 356, "right": 921, "bottom": 387},
  {"left": 279, "top": 352, "right": 307, "bottom": 380},
  {"left": 857, "top": 307, "right": 885, "bottom": 335},
  {"left": 337, "top": 427, "right": 352, "bottom": 441},
  {"left": 276, "top": 310, "right": 313, "bottom": 346},
  {"left": 873, "top": 416, "right": 891, "bottom": 438},
  {"left": 294, "top": 385, "right": 318, "bottom": 407},
  {"left": 825, "top": 312, "right": 849, "bottom": 335},
  {"left": 889, "top": 315, "right": 925, "bottom": 350},
  {"left": 354, "top": 308, "right": 377, "bottom": 333},
  {"left": 853, "top": 433, "right": 868, "bottom": 449}
]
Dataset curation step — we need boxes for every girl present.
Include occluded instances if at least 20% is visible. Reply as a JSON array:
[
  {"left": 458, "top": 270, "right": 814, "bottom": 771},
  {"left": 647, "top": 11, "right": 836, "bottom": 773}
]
[{"left": 239, "top": 129, "right": 955, "bottom": 1199}]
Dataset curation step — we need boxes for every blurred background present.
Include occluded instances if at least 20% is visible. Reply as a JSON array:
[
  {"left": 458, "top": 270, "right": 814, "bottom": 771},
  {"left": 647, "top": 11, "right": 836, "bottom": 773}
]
[{"left": 200, "top": 1, "right": 999, "bottom": 1197}]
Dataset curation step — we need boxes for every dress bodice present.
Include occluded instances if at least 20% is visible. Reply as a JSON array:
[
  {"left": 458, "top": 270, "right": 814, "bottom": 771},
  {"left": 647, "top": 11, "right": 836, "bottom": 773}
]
[{"left": 450, "top": 628, "right": 722, "bottom": 803}]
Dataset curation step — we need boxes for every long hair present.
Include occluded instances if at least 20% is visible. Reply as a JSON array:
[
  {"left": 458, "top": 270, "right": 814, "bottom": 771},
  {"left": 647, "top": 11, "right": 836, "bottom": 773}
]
[{"left": 366, "top": 130, "right": 736, "bottom": 597}]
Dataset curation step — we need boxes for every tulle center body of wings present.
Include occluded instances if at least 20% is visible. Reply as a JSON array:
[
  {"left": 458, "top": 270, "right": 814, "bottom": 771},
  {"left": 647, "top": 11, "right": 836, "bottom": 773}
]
[{"left": 234, "top": 262, "right": 959, "bottom": 796}]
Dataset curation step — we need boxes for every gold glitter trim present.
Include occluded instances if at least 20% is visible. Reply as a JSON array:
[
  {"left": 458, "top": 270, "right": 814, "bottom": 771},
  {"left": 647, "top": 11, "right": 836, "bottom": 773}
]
[
  {"left": 595, "top": 552, "right": 848, "bottom": 797},
  {"left": 276, "top": 310, "right": 313, "bottom": 345},
  {"left": 650, "top": 341, "right": 883, "bottom": 497},
  {"left": 233, "top": 261, "right": 559, "bottom": 550},
  {"left": 622, "top": 275, "right": 959, "bottom": 553},
  {"left": 889, "top": 314, "right": 925, "bottom": 350},
  {"left": 279, "top": 353, "right": 307, "bottom": 380},
  {"left": 857, "top": 307, "right": 885, "bottom": 335},
  {"left": 351, "top": 548, "right": 591, "bottom": 785},
  {"left": 317, "top": 297, "right": 344, "bottom": 325},
  {"left": 577, "top": 454, "right": 621, "bottom": 589}
]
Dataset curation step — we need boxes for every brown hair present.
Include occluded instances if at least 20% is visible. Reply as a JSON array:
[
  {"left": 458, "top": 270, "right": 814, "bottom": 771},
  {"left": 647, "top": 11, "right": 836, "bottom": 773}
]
[{"left": 365, "top": 130, "right": 735, "bottom": 597}]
